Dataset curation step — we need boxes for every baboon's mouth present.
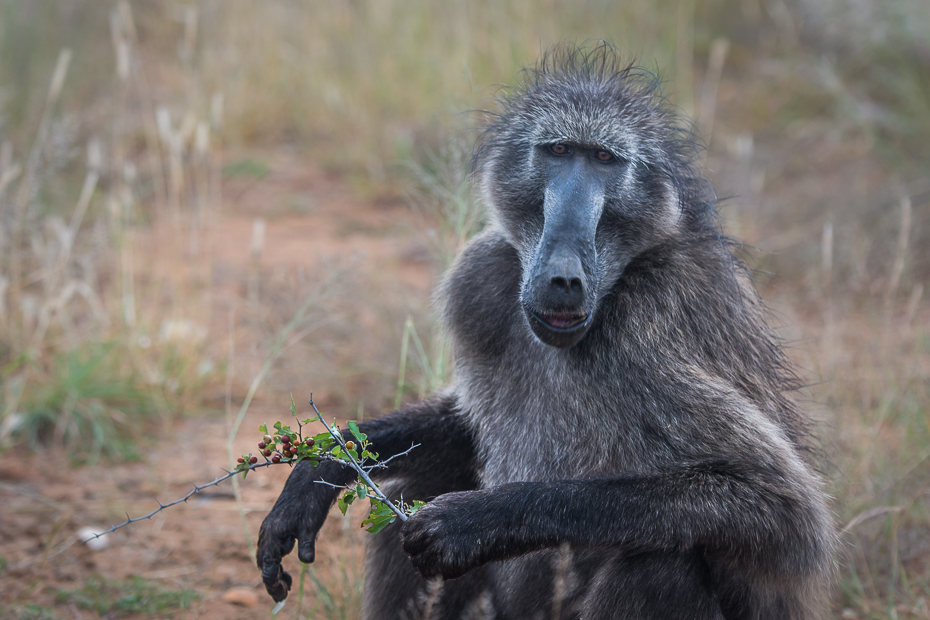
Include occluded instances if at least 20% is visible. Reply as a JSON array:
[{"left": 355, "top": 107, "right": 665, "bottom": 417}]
[
  {"left": 523, "top": 304, "right": 593, "bottom": 348},
  {"left": 535, "top": 310, "right": 588, "bottom": 331}
]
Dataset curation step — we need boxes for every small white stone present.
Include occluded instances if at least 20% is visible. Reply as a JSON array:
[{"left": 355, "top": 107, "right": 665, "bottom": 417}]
[{"left": 77, "top": 526, "right": 109, "bottom": 551}]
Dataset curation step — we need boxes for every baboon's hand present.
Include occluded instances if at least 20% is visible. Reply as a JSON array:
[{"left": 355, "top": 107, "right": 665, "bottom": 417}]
[
  {"left": 401, "top": 489, "right": 497, "bottom": 580},
  {"left": 256, "top": 460, "right": 350, "bottom": 602}
]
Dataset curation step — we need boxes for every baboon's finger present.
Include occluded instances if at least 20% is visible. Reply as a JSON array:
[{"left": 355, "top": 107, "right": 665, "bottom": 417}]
[
  {"left": 257, "top": 517, "right": 296, "bottom": 601},
  {"left": 261, "top": 560, "right": 292, "bottom": 602},
  {"left": 296, "top": 532, "right": 316, "bottom": 564}
]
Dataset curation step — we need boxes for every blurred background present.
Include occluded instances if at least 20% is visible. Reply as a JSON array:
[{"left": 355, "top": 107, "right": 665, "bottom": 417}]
[{"left": 0, "top": 1, "right": 927, "bottom": 618}]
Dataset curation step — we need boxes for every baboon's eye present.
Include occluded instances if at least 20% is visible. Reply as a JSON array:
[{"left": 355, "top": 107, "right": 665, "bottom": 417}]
[
  {"left": 595, "top": 150, "right": 614, "bottom": 163},
  {"left": 549, "top": 143, "right": 570, "bottom": 156}
]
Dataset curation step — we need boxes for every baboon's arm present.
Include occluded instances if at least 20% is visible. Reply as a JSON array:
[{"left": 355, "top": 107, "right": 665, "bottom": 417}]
[
  {"left": 257, "top": 394, "right": 477, "bottom": 602},
  {"left": 402, "top": 457, "right": 829, "bottom": 582},
  {"left": 360, "top": 394, "right": 480, "bottom": 483}
]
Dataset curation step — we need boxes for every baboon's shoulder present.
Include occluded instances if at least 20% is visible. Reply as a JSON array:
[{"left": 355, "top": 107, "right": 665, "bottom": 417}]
[{"left": 439, "top": 229, "right": 523, "bottom": 361}]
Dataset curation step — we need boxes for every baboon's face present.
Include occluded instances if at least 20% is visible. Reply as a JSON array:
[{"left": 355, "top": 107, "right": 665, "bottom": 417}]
[{"left": 482, "top": 77, "right": 682, "bottom": 348}]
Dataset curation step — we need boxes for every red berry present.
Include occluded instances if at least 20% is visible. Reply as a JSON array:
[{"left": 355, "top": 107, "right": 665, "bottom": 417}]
[
  {"left": 258, "top": 441, "right": 266, "bottom": 450},
  {"left": 249, "top": 455, "right": 258, "bottom": 464},
  {"left": 237, "top": 457, "right": 245, "bottom": 464},
  {"left": 305, "top": 438, "right": 314, "bottom": 447},
  {"left": 281, "top": 435, "right": 291, "bottom": 444},
  {"left": 263, "top": 449, "right": 272, "bottom": 457},
  {"left": 272, "top": 454, "right": 281, "bottom": 464}
]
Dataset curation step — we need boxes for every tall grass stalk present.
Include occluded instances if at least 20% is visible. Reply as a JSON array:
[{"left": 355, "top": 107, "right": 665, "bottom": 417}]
[
  {"left": 224, "top": 289, "right": 336, "bottom": 559},
  {"left": 394, "top": 317, "right": 451, "bottom": 409},
  {"left": 883, "top": 192, "right": 912, "bottom": 326},
  {"left": 115, "top": 0, "right": 167, "bottom": 208},
  {"left": 393, "top": 318, "right": 411, "bottom": 411},
  {"left": 306, "top": 562, "right": 363, "bottom": 620},
  {"left": 696, "top": 38, "right": 729, "bottom": 146},
  {"left": 7, "top": 47, "right": 72, "bottom": 340},
  {"left": 294, "top": 560, "right": 308, "bottom": 620}
]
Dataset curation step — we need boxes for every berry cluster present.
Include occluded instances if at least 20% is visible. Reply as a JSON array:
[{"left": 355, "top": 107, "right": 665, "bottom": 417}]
[
  {"left": 234, "top": 396, "right": 425, "bottom": 533},
  {"left": 238, "top": 433, "right": 316, "bottom": 467},
  {"left": 235, "top": 422, "right": 329, "bottom": 475},
  {"left": 234, "top": 397, "right": 367, "bottom": 479}
]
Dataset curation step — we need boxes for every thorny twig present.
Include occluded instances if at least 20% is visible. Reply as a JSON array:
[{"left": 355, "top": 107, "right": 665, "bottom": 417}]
[
  {"left": 88, "top": 397, "right": 419, "bottom": 540},
  {"left": 89, "top": 459, "right": 325, "bottom": 540},
  {"left": 309, "top": 395, "right": 416, "bottom": 522}
]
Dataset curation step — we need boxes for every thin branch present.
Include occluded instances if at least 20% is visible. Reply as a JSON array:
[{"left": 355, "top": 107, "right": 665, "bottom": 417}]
[
  {"left": 309, "top": 395, "right": 410, "bottom": 522},
  {"left": 313, "top": 480, "right": 348, "bottom": 489},
  {"left": 90, "top": 460, "right": 286, "bottom": 539},
  {"left": 371, "top": 443, "right": 420, "bottom": 468}
]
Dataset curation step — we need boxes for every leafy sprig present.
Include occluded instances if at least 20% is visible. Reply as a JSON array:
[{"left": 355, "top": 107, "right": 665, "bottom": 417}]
[
  {"left": 236, "top": 395, "right": 424, "bottom": 532},
  {"left": 89, "top": 395, "right": 422, "bottom": 549}
]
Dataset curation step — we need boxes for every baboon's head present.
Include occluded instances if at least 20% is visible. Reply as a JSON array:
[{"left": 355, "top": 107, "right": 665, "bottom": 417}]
[{"left": 476, "top": 45, "right": 707, "bottom": 348}]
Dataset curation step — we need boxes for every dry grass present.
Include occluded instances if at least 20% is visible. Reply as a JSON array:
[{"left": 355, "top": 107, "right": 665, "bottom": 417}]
[{"left": 0, "top": 1, "right": 927, "bottom": 618}]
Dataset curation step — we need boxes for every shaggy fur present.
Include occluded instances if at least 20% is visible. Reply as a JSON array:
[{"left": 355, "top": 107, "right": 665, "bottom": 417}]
[{"left": 257, "top": 44, "right": 835, "bottom": 619}]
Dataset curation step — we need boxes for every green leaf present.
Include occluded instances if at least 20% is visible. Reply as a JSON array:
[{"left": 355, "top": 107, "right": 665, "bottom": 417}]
[
  {"left": 289, "top": 395, "right": 297, "bottom": 416},
  {"left": 406, "top": 500, "right": 427, "bottom": 516},
  {"left": 347, "top": 421, "right": 367, "bottom": 443},
  {"left": 236, "top": 461, "right": 251, "bottom": 478},
  {"left": 374, "top": 502, "right": 395, "bottom": 517},
  {"left": 337, "top": 490, "right": 356, "bottom": 515},
  {"left": 363, "top": 514, "right": 396, "bottom": 534},
  {"left": 357, "top": 484, "right": 367, "bottom": 500},
  {"left": 259, "top": 424, "right": 268, "bottom": 435}
]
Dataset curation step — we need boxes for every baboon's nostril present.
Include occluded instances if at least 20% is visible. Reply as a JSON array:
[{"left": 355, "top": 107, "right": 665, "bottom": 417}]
[
  {"left": 548, "top": 274, "right": 585, "bottom": 307},
  {"left": 550, "top": 276, "right": 583, "bottom": 294}
]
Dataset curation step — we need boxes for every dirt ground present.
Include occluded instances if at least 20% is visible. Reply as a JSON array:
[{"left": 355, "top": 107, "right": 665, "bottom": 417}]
[{"left": 0, "top": 156, "right": 437, "bottom": 619}]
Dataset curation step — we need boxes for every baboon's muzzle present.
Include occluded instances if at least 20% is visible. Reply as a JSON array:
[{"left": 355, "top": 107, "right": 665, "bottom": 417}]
[{"left": 522, "top": 158, "right": 604, "bottom": 349}]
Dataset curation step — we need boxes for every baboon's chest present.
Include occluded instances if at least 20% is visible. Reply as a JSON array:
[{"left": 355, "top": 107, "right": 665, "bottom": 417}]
[{"left": 458, "top": 334, "right": 670, "bottom": 488}]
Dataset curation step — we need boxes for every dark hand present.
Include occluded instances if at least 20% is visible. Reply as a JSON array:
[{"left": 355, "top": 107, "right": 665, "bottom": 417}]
[
  {"left": 401, "top": 489, "right": 501, "bottom": 580},
  {"left": 256, "top": 460, "right": 351, "bottom": 602}
]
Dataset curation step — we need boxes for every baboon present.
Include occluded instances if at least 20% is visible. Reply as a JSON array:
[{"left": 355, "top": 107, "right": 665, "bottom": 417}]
[{"left": 257, "top": 45, "right": 835, "bottom": 620}]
